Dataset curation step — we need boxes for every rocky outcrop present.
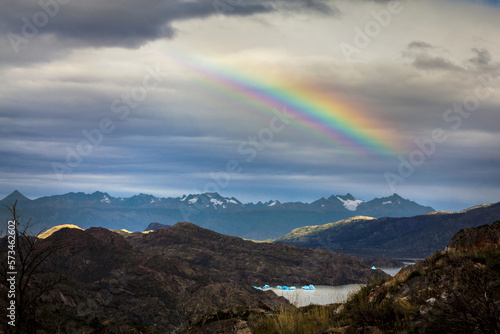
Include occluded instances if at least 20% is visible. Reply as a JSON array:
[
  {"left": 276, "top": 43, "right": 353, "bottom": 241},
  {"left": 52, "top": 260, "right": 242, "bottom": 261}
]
[
  {"left": 325, "top": 221, "right": 500, "bottom": 333},
  {"left": 447, "top": 220, "right": 500, "bottom": 251}
]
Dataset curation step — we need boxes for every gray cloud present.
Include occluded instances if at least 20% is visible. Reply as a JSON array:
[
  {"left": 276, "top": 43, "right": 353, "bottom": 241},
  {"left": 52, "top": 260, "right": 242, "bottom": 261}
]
[
  {"left": 1, "top": 0, "right": 500, "bottom": 212},
  {"left": 1, "top": 0, "right": 335, "bottom": 55},
  {"left": 408, "top": 40, "right": 434, "bottom": 50},
  {"left": 403, "top": 41, "right": 463, "bottom": 72},
  {"left": 469, "top": 48, "right": 492, "bottom": 66},
  {"left": 412, "top": 55, "right": 463, "bottom": 71}
]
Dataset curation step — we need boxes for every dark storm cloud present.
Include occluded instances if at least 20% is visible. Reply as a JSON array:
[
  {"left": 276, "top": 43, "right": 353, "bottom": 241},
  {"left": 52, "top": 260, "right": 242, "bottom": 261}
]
[
  {"left": 1, "top": 0, "right": 335, "bottom": 51},
  {"left": 1, "top": 0, "right": 266, "bottom": 49}
]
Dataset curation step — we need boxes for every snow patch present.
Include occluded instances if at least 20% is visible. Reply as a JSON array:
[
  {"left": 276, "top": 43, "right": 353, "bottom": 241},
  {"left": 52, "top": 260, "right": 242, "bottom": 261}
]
[
  {"left": 268, "top": 201, "right": 278, "bottom": 207},
  {"left": 210, "top": 198, "right": 224, "bottom": 208},
  {"left": 337, "top": 197, "right": 363, "bottom": 211},
  {"left": 101, "top": 195, "right": 111, "bottom": 204},
  {"left": 188, "top": 197, "right": 198, "bottom": 204},
  {"left": 150, "top": 199, "right": 156, "bottom": 204},
  {"left": 227, "top": 199, "right": 238, "bottom": 204},
  {"left": 383, "top": 201, "right": 392, "bottom": 205}
]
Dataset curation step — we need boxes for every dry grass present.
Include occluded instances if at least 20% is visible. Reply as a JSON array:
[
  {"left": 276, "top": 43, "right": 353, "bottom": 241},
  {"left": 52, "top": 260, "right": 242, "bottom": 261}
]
[{"left": 250, "top": 304, "right": 336, "bottom": 334}]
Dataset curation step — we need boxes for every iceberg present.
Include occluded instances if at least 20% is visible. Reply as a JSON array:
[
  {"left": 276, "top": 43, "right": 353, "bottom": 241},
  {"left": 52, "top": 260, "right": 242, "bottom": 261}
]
[
  {"left": 302, "top": 285, "right": 315, "bottom": 290},
  {"left": 253, "top": 284, "right": 271, "bottom": 290},
  {"left": 371, "top": 266, "right": 376, "bottom": 270}
]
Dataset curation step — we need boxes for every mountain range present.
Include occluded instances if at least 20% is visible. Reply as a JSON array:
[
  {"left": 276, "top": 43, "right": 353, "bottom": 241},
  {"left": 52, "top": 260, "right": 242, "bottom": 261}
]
[
  {"left": 275, "top": 201, "right": 500, "bottom": 259},
  {"left": 0, "top": 190, "right": 434, "bottom": 239}
]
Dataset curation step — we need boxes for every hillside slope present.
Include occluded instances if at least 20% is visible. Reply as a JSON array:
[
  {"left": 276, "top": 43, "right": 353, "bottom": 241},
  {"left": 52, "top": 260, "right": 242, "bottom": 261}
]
[
  {"left": 329, "top": 220, "right": 500, "bottom": 333},
  {"left": 191, "top": 221, "right": 500, "bottom": 334},
  {"left": 0, "top": 222, "right": 385, "bottom": 333},
  {"left": 275, "top": 202, "right": 500, "bottom": 258}
]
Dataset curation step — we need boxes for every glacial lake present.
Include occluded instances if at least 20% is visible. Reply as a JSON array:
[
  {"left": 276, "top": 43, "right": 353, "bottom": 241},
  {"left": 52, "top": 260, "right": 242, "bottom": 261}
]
[
  {"left": 270, "top": 266, "right": 406, "bottom": 307},
  {"left": 270, "top": 284, "right": 364, "bottom": 307}
]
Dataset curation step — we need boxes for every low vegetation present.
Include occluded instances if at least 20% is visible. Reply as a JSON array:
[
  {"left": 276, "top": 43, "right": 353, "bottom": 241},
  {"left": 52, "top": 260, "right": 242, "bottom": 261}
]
[
  {"left": 245, "top": 246, "right": 500, "bottom": 334},
  {"left": 250, "top": 304, "right": 336, "bottom": 334}
]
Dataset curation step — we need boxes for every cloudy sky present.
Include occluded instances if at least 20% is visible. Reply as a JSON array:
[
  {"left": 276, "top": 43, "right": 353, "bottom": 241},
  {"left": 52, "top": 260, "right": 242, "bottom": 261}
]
[{"left": 1, "top": 0, "right": 499, "bottom": 211}]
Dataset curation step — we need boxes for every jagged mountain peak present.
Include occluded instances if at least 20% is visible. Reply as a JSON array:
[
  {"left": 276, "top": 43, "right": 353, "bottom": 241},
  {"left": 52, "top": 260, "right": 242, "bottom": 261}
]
[
  {"left": 265, "top": 200, "right": 281, "bottom": 207},
  {"left": 335, "top": 194, "right": 364, "bottom": 211},
  {"left": 1, "top": 190, "right": 31, "bottom": 204},
  {"left": 179, "top": 192, "right": 243, "bottom": 208},
  {"left": 10, "top": 190, "right": 436, "bottom": 239},
  {"left": 336, "top": 193, "right": 357, "bottom": 201}
]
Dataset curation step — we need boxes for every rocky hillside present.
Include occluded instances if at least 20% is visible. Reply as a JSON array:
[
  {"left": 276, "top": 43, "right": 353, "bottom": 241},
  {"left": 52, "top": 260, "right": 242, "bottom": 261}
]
[
  {"left": 331, "top": 220, "right": 500, "bottom": 333},
  {"left": 275, "top": 202, "right": 500, "bottom": 259},
  {"left": 0, "top": 222, "right": 385, "bottom": 333},
  {"left": 190, "top": 221, "right": 500, "bottom": 333},
  {"left": 447, "top": 220, "right": 500, "bottom": 251}
]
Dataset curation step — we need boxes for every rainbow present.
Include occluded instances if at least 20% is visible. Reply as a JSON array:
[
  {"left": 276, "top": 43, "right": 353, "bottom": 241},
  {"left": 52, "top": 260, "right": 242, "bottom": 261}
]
[{"left": 152, "top": 51, "right": 400, "bottom": 157}]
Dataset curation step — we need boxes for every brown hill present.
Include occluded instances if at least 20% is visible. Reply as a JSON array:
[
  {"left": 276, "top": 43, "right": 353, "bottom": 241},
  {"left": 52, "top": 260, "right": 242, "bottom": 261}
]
[
  {"left": 235, "top": 220, "right": 500, "bottom": 334},
  {"left": 0, "top": 222, "right": 385, "bottom": 333}
]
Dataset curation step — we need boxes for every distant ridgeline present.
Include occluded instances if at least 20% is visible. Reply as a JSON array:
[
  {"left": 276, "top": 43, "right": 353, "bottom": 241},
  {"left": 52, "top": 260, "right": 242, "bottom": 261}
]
[
  {"left": 0, "top": 191, "right": 433, "bottom": 240},
  {"left": 275, "top": 203, "right": 500, "bottom": 259}
]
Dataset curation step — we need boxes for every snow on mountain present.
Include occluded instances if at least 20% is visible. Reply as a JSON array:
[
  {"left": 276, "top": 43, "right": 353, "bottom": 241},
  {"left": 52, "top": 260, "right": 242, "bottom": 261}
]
[
  {"left": 179, "top": 193, "right": 243, "bottom": 209},
  {"left": 101, "top": 195, "right": 111, "bottom": 204},
  {"left": 337, "top": 196, "right": 364, "bottom": 211},
  {"left": 268, "top": 201, "right": 278, "bottom": 207},
  {"left": 210, "top": 198, "right": 224, "bottom": 209}
]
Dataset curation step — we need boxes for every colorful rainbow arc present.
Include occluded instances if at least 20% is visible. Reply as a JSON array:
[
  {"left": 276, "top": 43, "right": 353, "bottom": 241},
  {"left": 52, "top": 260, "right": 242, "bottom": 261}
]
[{"left": 156, "top": 52, "right": 399, "bottom": 157}]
